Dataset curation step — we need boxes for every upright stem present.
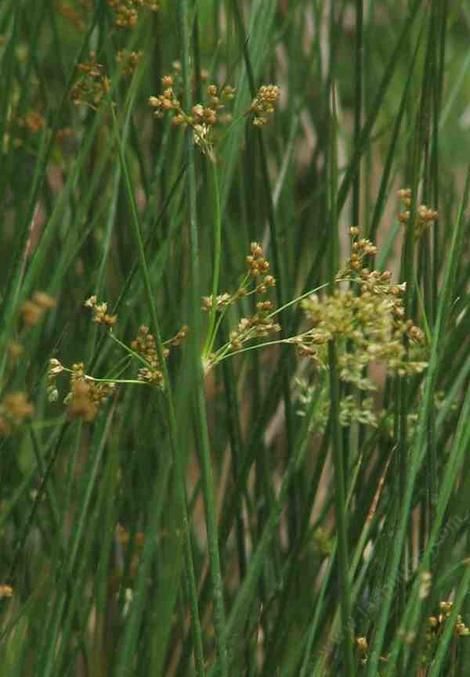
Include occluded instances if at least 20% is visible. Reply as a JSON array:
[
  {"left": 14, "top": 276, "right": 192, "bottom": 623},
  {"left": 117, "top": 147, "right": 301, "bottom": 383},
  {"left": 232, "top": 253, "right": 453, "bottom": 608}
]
[
  {"left": 204, "top": 160, "right": 222, "bottom": 357},
  {"left": 110, "top": 104, "right": 205, "bottom": 675},
  {"left": 180, "top": 2, "right": 229, "bottom": 673},
  {"left": 328, "top": 73, "right": 355, "bottom": 674}
]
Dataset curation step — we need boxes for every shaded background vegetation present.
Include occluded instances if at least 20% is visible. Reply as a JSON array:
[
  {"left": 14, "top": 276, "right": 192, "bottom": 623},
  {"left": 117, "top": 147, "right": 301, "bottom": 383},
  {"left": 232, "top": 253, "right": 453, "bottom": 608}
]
[{"left": 0, "top": 1, "right": 469, "bottom": 675}]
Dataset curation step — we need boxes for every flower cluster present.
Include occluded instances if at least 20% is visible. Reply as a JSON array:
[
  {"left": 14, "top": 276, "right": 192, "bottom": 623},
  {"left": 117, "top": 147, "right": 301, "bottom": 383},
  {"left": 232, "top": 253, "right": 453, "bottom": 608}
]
[
  {"left": 355, "top": 636, "right": 369, "bottom": 665},
  {"left": 0, "top": 584, "right": 14, "bottom": 599},
  {"left": 107, "top": 0, "right": 159, "bottom": 29},
  {"left": 16, "top": 110, "right": 46, "bottom": 135},
  {"left": 0, "top": 392, "right": 34, "bottom": 436},
  {"left": 20, "top": 291, "right": 56, "bottom": 328},
  {"left": 70, "top": 54, "right": 110, "bottom": 109},
  {"left": 203, "top": 242, "right": 279, "bottom": 369},
  {"left": 228, "top": 300, "right": 281, "bottom": 352},
  {"left": 149, "top": 76, "right": 235, "bottom": 157},
  {"left": 65, "top": 363, "right": 115, "bottom": 422},
  {"left": 250, "top": 85, "right": 280, "bottom": 126},
  {"left": 291, "top": 229, "right": 427, "bottom": 426},
  {"left": 428, "top": 601, "right": 470, "bottom": 637},
  {"left": 116, "top": 49, "right": 143, "bottom": 76},
  {"left": 420, "top": 600, "right": 470, "bottom": 666},
  {"left": 397, "top": 188, "right": 438, "bottom": 239},
  {"left": 131, "top": 325, "right": 166, "bottom": 385},
  {"left": 130, "top": 324, "right": 187, "bottom": 384},
  {"left": 84, "top": 295, "right": 117, "bottom": 327},
  {"left": 47, "top": 293, "right": 189, "bottom": 421},
  {"left": 299, "top": 229, "right": 426, "bottom": 381},
  {"left": 338, "top": 227, "right": 377, "bottom": 275}
]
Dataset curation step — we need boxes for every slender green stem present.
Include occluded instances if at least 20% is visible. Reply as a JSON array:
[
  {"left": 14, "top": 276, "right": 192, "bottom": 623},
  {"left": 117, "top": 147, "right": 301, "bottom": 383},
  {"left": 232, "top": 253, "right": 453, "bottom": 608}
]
[
  {"left": 109, "top": 101, "right": 205, "bottom": 675},
  {"left": 180, "top": 2, "right": 229, "bottom": 673},
  {"left": 203, "top": 159, "right": 223, "bottom": 357}
]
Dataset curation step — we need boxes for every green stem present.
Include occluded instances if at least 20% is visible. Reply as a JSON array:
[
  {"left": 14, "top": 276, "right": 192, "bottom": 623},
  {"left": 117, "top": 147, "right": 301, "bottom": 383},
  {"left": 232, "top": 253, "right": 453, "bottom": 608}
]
[
  {"left": 203, "top": 159, "right": 223, "bottom": 356},
  {"left": 180, "top": 2, "right": 229, "bottom": 673},
  {"left": 109, "top": 102, "right": 205, "bottom": 675}
]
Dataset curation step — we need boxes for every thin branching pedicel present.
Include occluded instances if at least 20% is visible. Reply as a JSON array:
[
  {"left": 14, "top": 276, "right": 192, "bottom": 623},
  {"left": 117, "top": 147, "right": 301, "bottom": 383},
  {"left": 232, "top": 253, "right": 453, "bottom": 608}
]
[
  {"left": 202, "top": 241, "right": 279, "bottom": 370},
  {"left": 48, "top": 297, "right": 187, "bottom": 421},
  {"left": 149, "top": 74, "right": 235, "bottom": 159},
  {"left": 70, "top": 54, "right": 110, "bottom": 110}
]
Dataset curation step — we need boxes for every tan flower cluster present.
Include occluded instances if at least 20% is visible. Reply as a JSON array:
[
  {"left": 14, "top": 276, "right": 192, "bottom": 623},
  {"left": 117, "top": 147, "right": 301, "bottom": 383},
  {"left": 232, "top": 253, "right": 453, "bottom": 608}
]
[
  {"left": 116, "top": 49, "right": 143, "bottom": 76},
  {"left": 47, "top": 297, "right": 187, "bottom": 418},
  {"left": 20, "top": 291, "right": 56, "bottom": 328},
  {"left": 0, "top": 584, "right": 14, "bottom": 599},
  {"left": 84, "top": 295, "right": 117, "bottom": 327},
  {"left": 166, "top": 325, "right": 189, "bottom": 348},
  {"left": 250, "top": 85, "right": 280, "bottom": 126},
  {"left": 422, "top": 599, "right": 470, "bottom": 665},
  {"left": 202, "top": 241, "right": 276, "bottom": 313},
  {"left": 107, "top": 0, "right": 158, "bottom": 29},
  {"left": 149, "top": 76, "right": 235, "bottom": 157},
  {"left": 228, "top": 301, "right": 281, "bottom": 352},
  {"left": 70, "top": 54, "right": 110, "bottom": 109},
  {"left": 66, "top": 363, "right": 115, "bottom": 422},
  {"left": 0, "top": 392, "right": 34, "bottom": 436},
  {"left": 130, "top": 324, "right": 187, "bottom": 385},
  {"left": 131, "top": 325, "right": 167, "bottom": 385},
  {"left": 428, "top": 601, "right": 470, "bottom": 637},
  {"left": 203, "top": 242, "right": 279, "bottom": 368},
  {"left": 397, "top": 188, "right": 438, "bottom": 239},
  {"left": 339, "top": 228, "right": 377, "bottom": 275},
  {"left": 16, "top": 110, "right": 46, "bottom": 134},
  {"left": 47, "top": 359, "right": 115, "bottom": 421},
  {"left": 356, "top": 636, "right": 368, "bottom": 664}
]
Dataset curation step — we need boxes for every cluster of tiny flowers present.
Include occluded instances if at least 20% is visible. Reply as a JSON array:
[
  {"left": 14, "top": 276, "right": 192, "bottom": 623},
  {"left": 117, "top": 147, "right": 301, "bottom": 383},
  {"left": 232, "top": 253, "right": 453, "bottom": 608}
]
[
  {"left": 65, "top": 362, "right": 116, "bottom": 422},
  {"left": 131, "top": 325, "right": 166, "bottom": 385},
  {"left": 397, "top": 188, "right": 438, "bottom": 239},
  {"left": 0, "top": 392, "right": 34, "bottom": 436},
  {"left": 338, "top": 227, "right": 377, "bottom": 275},
  {"left": 249, "top": 85, "right": 281, "bottom": 126},
  {"left": 48, "top": 294, "right": 188, "bottom": 419},
  {"left": 0, "top": 584, "right": 14, "bottom": 599},
  {"left": 16, "top": 110, "right": 46, "bottom": 135},
  {"left": 355, "top": 636, "right": 369, "bottom": 665},
  {"left": 20, "top": 291, "right": 56, "bottom": 328},
  {"left": 130, "top": 325, "right": 187, "bottom": 385},
  {"left": 292, "top": 229, "right": 427, "bottom": 426},
  {"left": 107, "top": 0, "right": 158, "bottom": 29},
  {"left": 84, "top": 295, "right": 117, "bottom": 327},
  {"left": 428, "top": 601, "right": 470, "bottom": 637},
  {"left": 420, "top": 600, "right": 470, "bottom": 666},
  {"left": 70, "top": 54, "right": 110, "bottom": 109},
  {"left": 203, "top": 242, "right": 279, "bottom": 368},
  {"left": 339, "top": 394, "right": 378, "bottom": 428},
  {"left": 228, "top": 300, "right": 281, "bottom": 352},
  {"left": 116, "top": 49, "right": 143, "bottom": 76},
  {"left": 228, "top": 243, "right": 279, "bottom": 350},
  {"left": 299, "top": 227, "right": 426, "bottom": 381},
  {"left": 149, "top": 75, "right": 235, "bottom": 157}
]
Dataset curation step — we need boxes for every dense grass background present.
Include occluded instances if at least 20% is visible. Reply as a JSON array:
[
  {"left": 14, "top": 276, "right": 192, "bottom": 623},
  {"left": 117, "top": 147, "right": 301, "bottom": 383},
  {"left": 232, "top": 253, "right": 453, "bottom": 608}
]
[{"left": 0, "top": 1, "right": 469, "bottom": 675}]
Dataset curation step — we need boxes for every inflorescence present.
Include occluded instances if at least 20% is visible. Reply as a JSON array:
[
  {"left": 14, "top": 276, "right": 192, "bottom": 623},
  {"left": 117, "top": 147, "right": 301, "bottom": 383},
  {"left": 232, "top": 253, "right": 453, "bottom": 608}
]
[
  {"left": 148, "top": 74, "right": 280, "bottom": 157},
  {"left": 202, "top": 241, "right": 280, "bottom": 370}
]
